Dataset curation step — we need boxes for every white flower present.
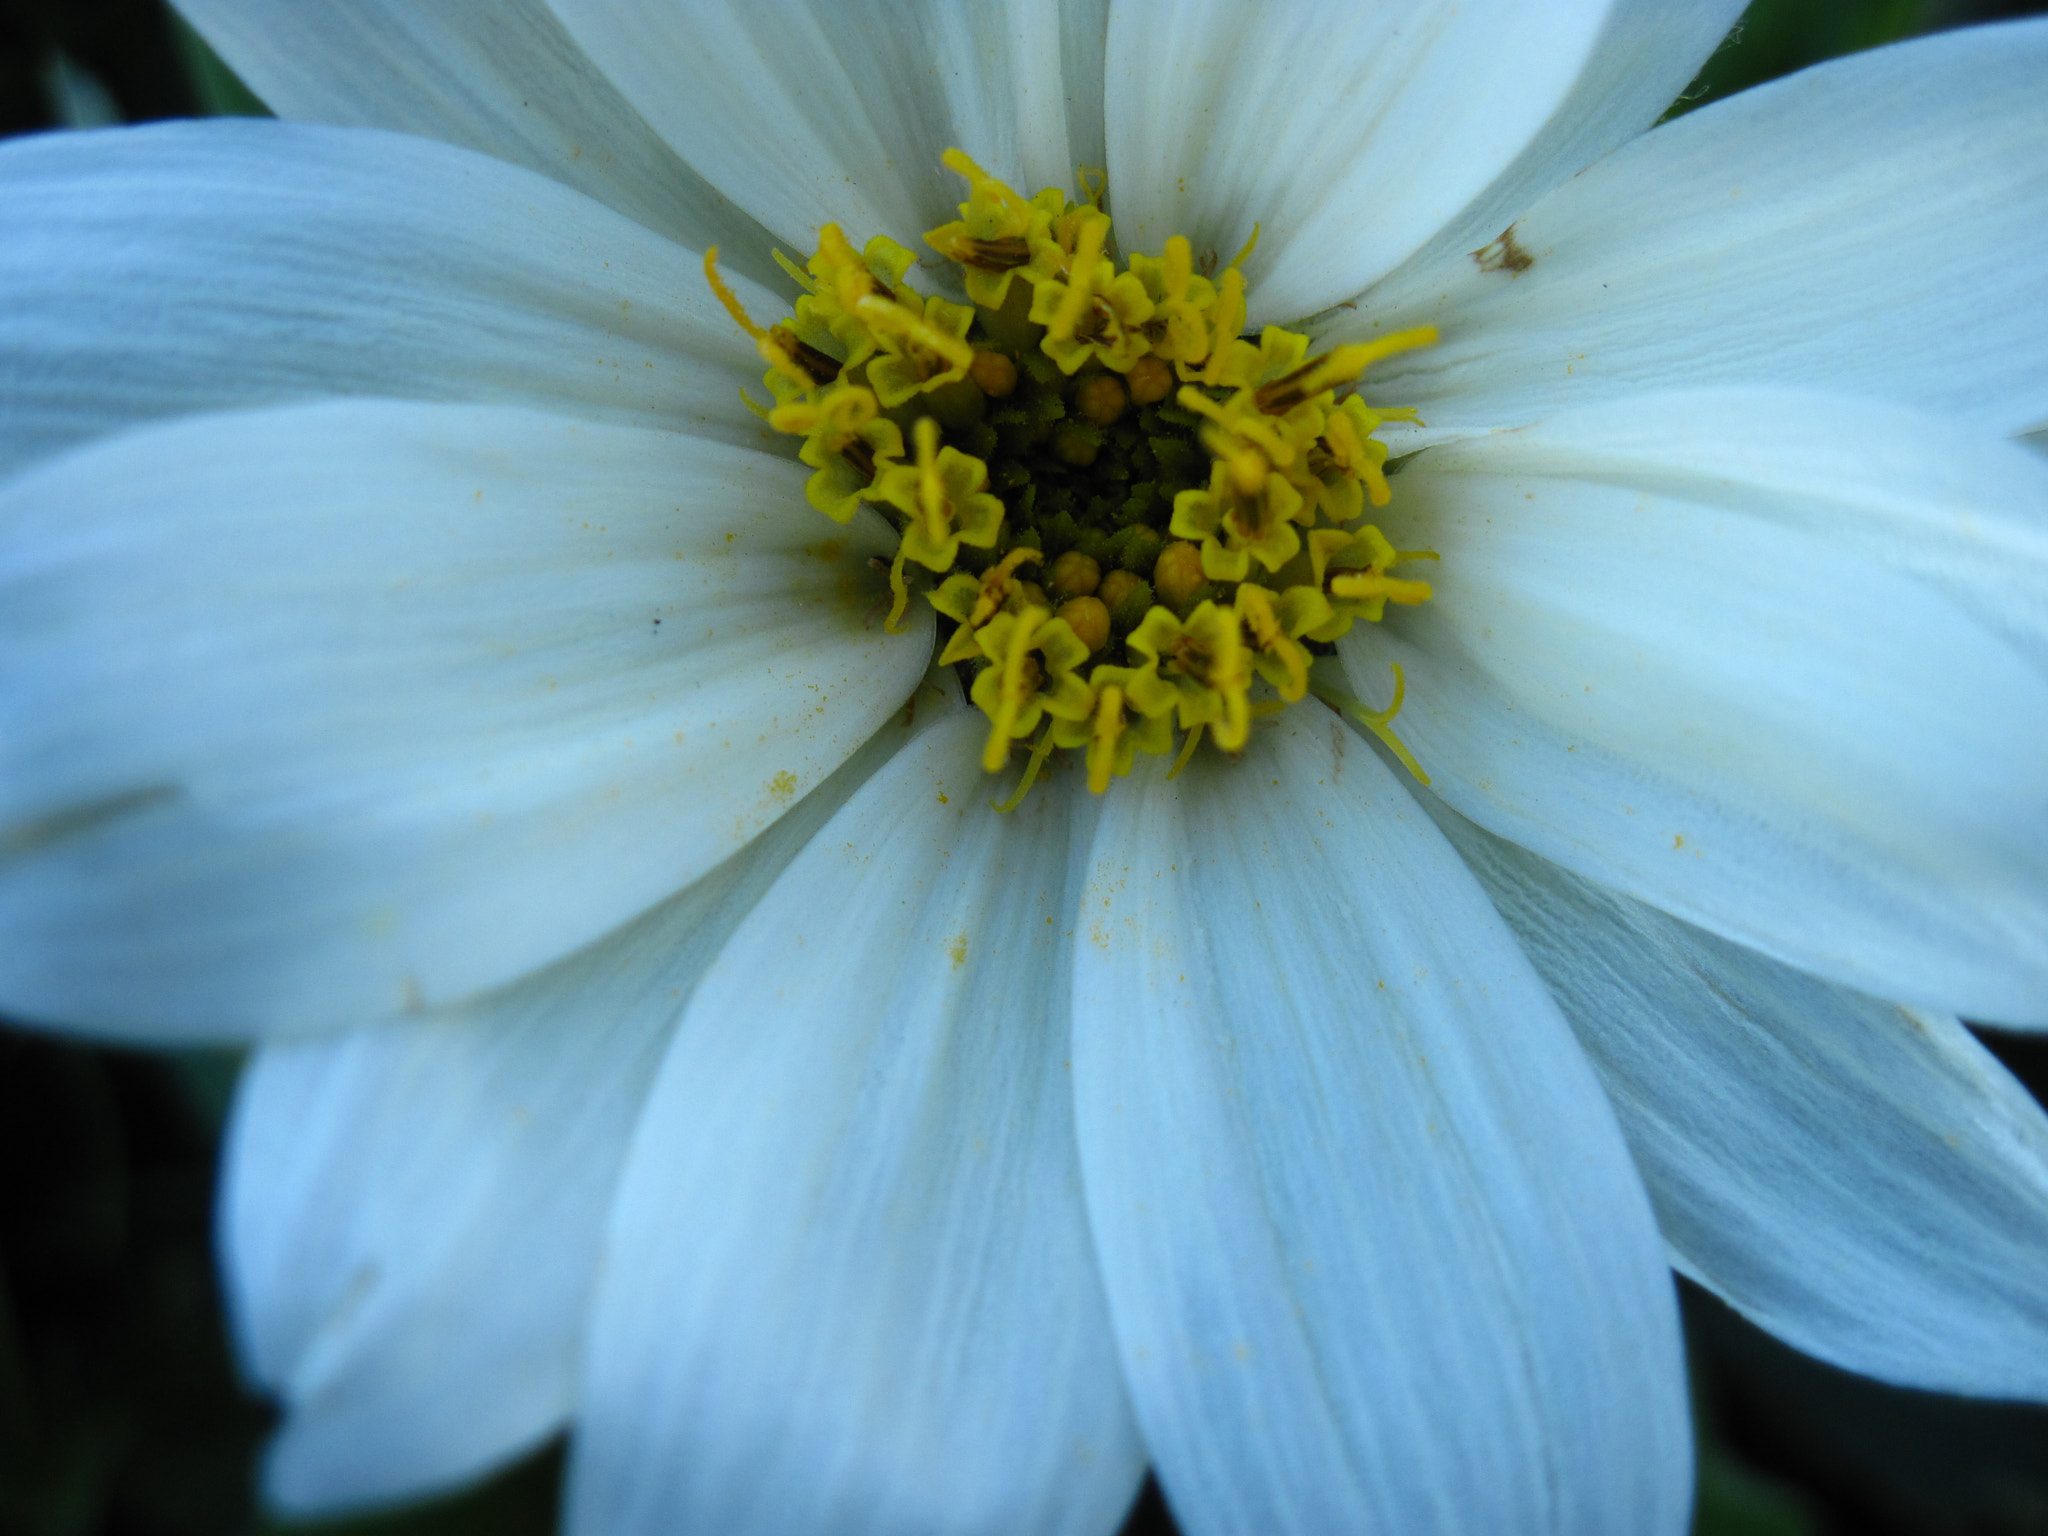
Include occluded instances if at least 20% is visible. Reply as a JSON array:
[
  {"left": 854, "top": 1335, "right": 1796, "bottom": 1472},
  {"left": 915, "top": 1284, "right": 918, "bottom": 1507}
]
[{"left": 3, "top": 4, "right": 2047, "bottom": 1533}]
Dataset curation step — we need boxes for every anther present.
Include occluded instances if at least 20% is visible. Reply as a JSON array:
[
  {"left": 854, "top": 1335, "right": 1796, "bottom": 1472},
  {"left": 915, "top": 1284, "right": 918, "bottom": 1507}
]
[
  {"left": 1256, "top": 327, "right": 1438, "bottom": 412},
  {"left": 770, "top": 326, "right": 841, "bottom": 384},
  {"left": 961, "top": 235, "right": 1031, "bottom": 270}
]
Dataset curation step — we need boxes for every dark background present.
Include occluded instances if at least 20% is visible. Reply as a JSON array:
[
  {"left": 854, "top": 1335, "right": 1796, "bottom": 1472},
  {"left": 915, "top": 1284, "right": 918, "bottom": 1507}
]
[{"left": 3, "top": 1, "right": 2047, "bottom": 1531}]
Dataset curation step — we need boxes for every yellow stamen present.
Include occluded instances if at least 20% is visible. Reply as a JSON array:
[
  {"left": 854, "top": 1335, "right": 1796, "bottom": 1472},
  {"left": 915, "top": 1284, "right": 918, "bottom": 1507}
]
[
  {"left": 1166, "top": 723, "right": 1206, "bottom": 780},
  {"left": 975, "top": 547, "right": 1043, "bottom": 625},
  {"left": 941, "top": 147, "right": 1033, "bottom": 225},
  {"left": 1163, "top": 235, "right": 1193, "bottom": 297},
  {"left": 1175, "top": 386, "right": 1296, "bottom": 469},
  {"left": 703, "top": 247, "right": 766, "bottom": 340},
  {"left": 1087, "top": 684, "right": 1126, "bottom": 794},
  {"left": 1253, "top": 328, "right": 1436, "bottom": 414},
  {"left": 910, "top": 417, "right": 949, "bottom": 547},
  {"left": 1047, "top": 212, "right": 1110, "bottom": 341},
  {"left": 858, "top": 294, "right": 976, "bottom": 372},
  {"left": 1237, "top": 584, "right": 1311, "bottom": 702},
  {"left": 708, "top": 247, "right": 820, "bottom": 390},
  {"left": 771, "top": 248, "right": 815, "bottom": 291},
  {"left": 1329, "top": 572, "right": 1434, "bottom": 606},
  {"left": 1200, "top": 267, "right": 1247, "bottom": 386},
  {"left": 1327, "top": 324, "right": 1440, "bottom": 375},
  {"left": 984, "top": 605, "right": 1046, "bottom": 770},
  {"left": 884, "top": 547, "right": 913, "bottom": 634},
  {"left": 816, "top": 223, "right": 874, "bottom": 306},
  {"left": 768, "top": 383, "right": 874, "bottom": 440},
  {"left": 1316, "top": 664, "right": 1430, "bottom": 785},
  {"left": 992, "top": 723, "right": 1059, "bottom": 812}
]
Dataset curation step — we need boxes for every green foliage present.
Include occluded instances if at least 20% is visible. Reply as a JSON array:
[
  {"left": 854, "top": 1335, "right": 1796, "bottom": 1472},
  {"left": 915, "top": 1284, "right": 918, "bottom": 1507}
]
[
  {"left": 1672, "top": 0, "right": 1983, "bottom": 120},
  {"left": 168, "top": 14, "right": 266, "bottom": 118}
]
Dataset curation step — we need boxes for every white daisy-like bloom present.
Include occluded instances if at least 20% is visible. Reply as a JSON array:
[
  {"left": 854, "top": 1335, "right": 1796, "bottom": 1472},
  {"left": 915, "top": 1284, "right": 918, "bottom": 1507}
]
[{"left": 4, "top": 3, "right": 2048, "bottom": 1532}]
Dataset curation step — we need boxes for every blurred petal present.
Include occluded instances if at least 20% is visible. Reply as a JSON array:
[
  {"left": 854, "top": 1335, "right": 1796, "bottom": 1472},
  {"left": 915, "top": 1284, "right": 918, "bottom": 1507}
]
[
  {"left": 1344, "top": 390, "right": 2048, "bottom": 1023},
  {"left": 1073, "top": 713, "right": 1690, "bottom": 1536},
  {"left": 226, "top": 698, "right": 934, "bottom": 1512},
  {"left": 1354, "top": 22, "right": 2048, "bottom": 434},
  {"left": 176, "top": 0, "right": 778, "bottom": 268},
  {"left": 1434, "top": 804, "right": 2048, "bottom": 1402},
  {"left": 547, "top": 0, "right": 1100, "bottom": 256},
  {"left": 1105, "top": 0, "right": 1614, "bottom": 323},
  {"left": 570, "top": 712, "right": 1142, "bottom": 1536},
  {"left": 0, "top": 120, "right": 776, "bottom": 480},
  {"left": 0, "top": 401, "right": 927, "bottom": 1038}
]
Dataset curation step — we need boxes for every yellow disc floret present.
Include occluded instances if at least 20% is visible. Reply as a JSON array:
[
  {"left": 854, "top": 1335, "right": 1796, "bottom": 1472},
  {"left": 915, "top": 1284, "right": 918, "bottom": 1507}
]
[
  {"left": 768, "top": 384, "right": 906, "bottom": 523},
  {"left": 713, "top": 151, "right": 1443, "bottom": 803},
  {"left": 925, "top": 149, "right": 1068, "bottom": 310},
  {"left": 859, "top": 291, "right": 977, "bottom": 409},
  {"left": 1127, "top": 601, "right": 1254, "bottom": 753},
  {"left": 875, "top": 417, "right": 1005, "bottom": 573},
  {"left": 1052, "top": 667, "right": 1177, "bottom": 793},
  {"left": 969, "top": 604, "right": 1095, "bottom": 771},
  {"left": 1030, "top": 210, "right": 1158, "bottom": 376}
]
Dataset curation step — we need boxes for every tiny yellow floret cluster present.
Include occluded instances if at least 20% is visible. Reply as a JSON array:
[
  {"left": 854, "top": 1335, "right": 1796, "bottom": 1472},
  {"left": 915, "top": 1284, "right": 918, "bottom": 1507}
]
[{"left": 707, "top": 151, "right": 1439, "bottom": 801}]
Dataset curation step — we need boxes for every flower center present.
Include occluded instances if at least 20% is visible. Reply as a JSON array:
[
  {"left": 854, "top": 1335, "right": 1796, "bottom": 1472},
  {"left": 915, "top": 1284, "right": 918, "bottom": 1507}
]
[{"left": 707, "top": 150, "right": 1439, "bottom": 801}]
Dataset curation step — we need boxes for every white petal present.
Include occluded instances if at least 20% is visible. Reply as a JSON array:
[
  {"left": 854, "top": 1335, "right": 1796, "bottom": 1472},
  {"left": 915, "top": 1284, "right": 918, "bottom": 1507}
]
[
  {"left": 176, "top": 0, "right": 778, "bottom": 264},
  {"left": 1432, "top": 804, "right": 2048, "bottom": 1402},
  {"left": 1351, "top": 22, "right": 2048, "bottom": 434},
  {"left": 1059, "top": 0, "right": 1111, "bottom": 183},
  {"left": 1417, "top": 388, "right": 2048, "bottom": 670},
  {"left": 1104, "top": 0, "right": 1615, "bottom": 324},
  {"left": 0, "top": 400, "right": 929, "bottom": 1039},
  {"left": 1360, "top": 0, "right": 1745, "bottom": 308},
  {"left": 1072, "top": 713, "right": 1690, "bottom": 1536},
  {"left": 224, "top": 702, "right": 938, "bottom": 1513},
  {"left": 546, "top": 0, "right": 1099, "bottom": 255},
  {"left": 1342, "top": 389, "right": 2048, "bottom": 1023},
  {"left": 568, "top": 711, "right": 1142, "bottom": 1536},
  {"left": 0, "top": 120, "right": 778, "bottom": 480}
]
